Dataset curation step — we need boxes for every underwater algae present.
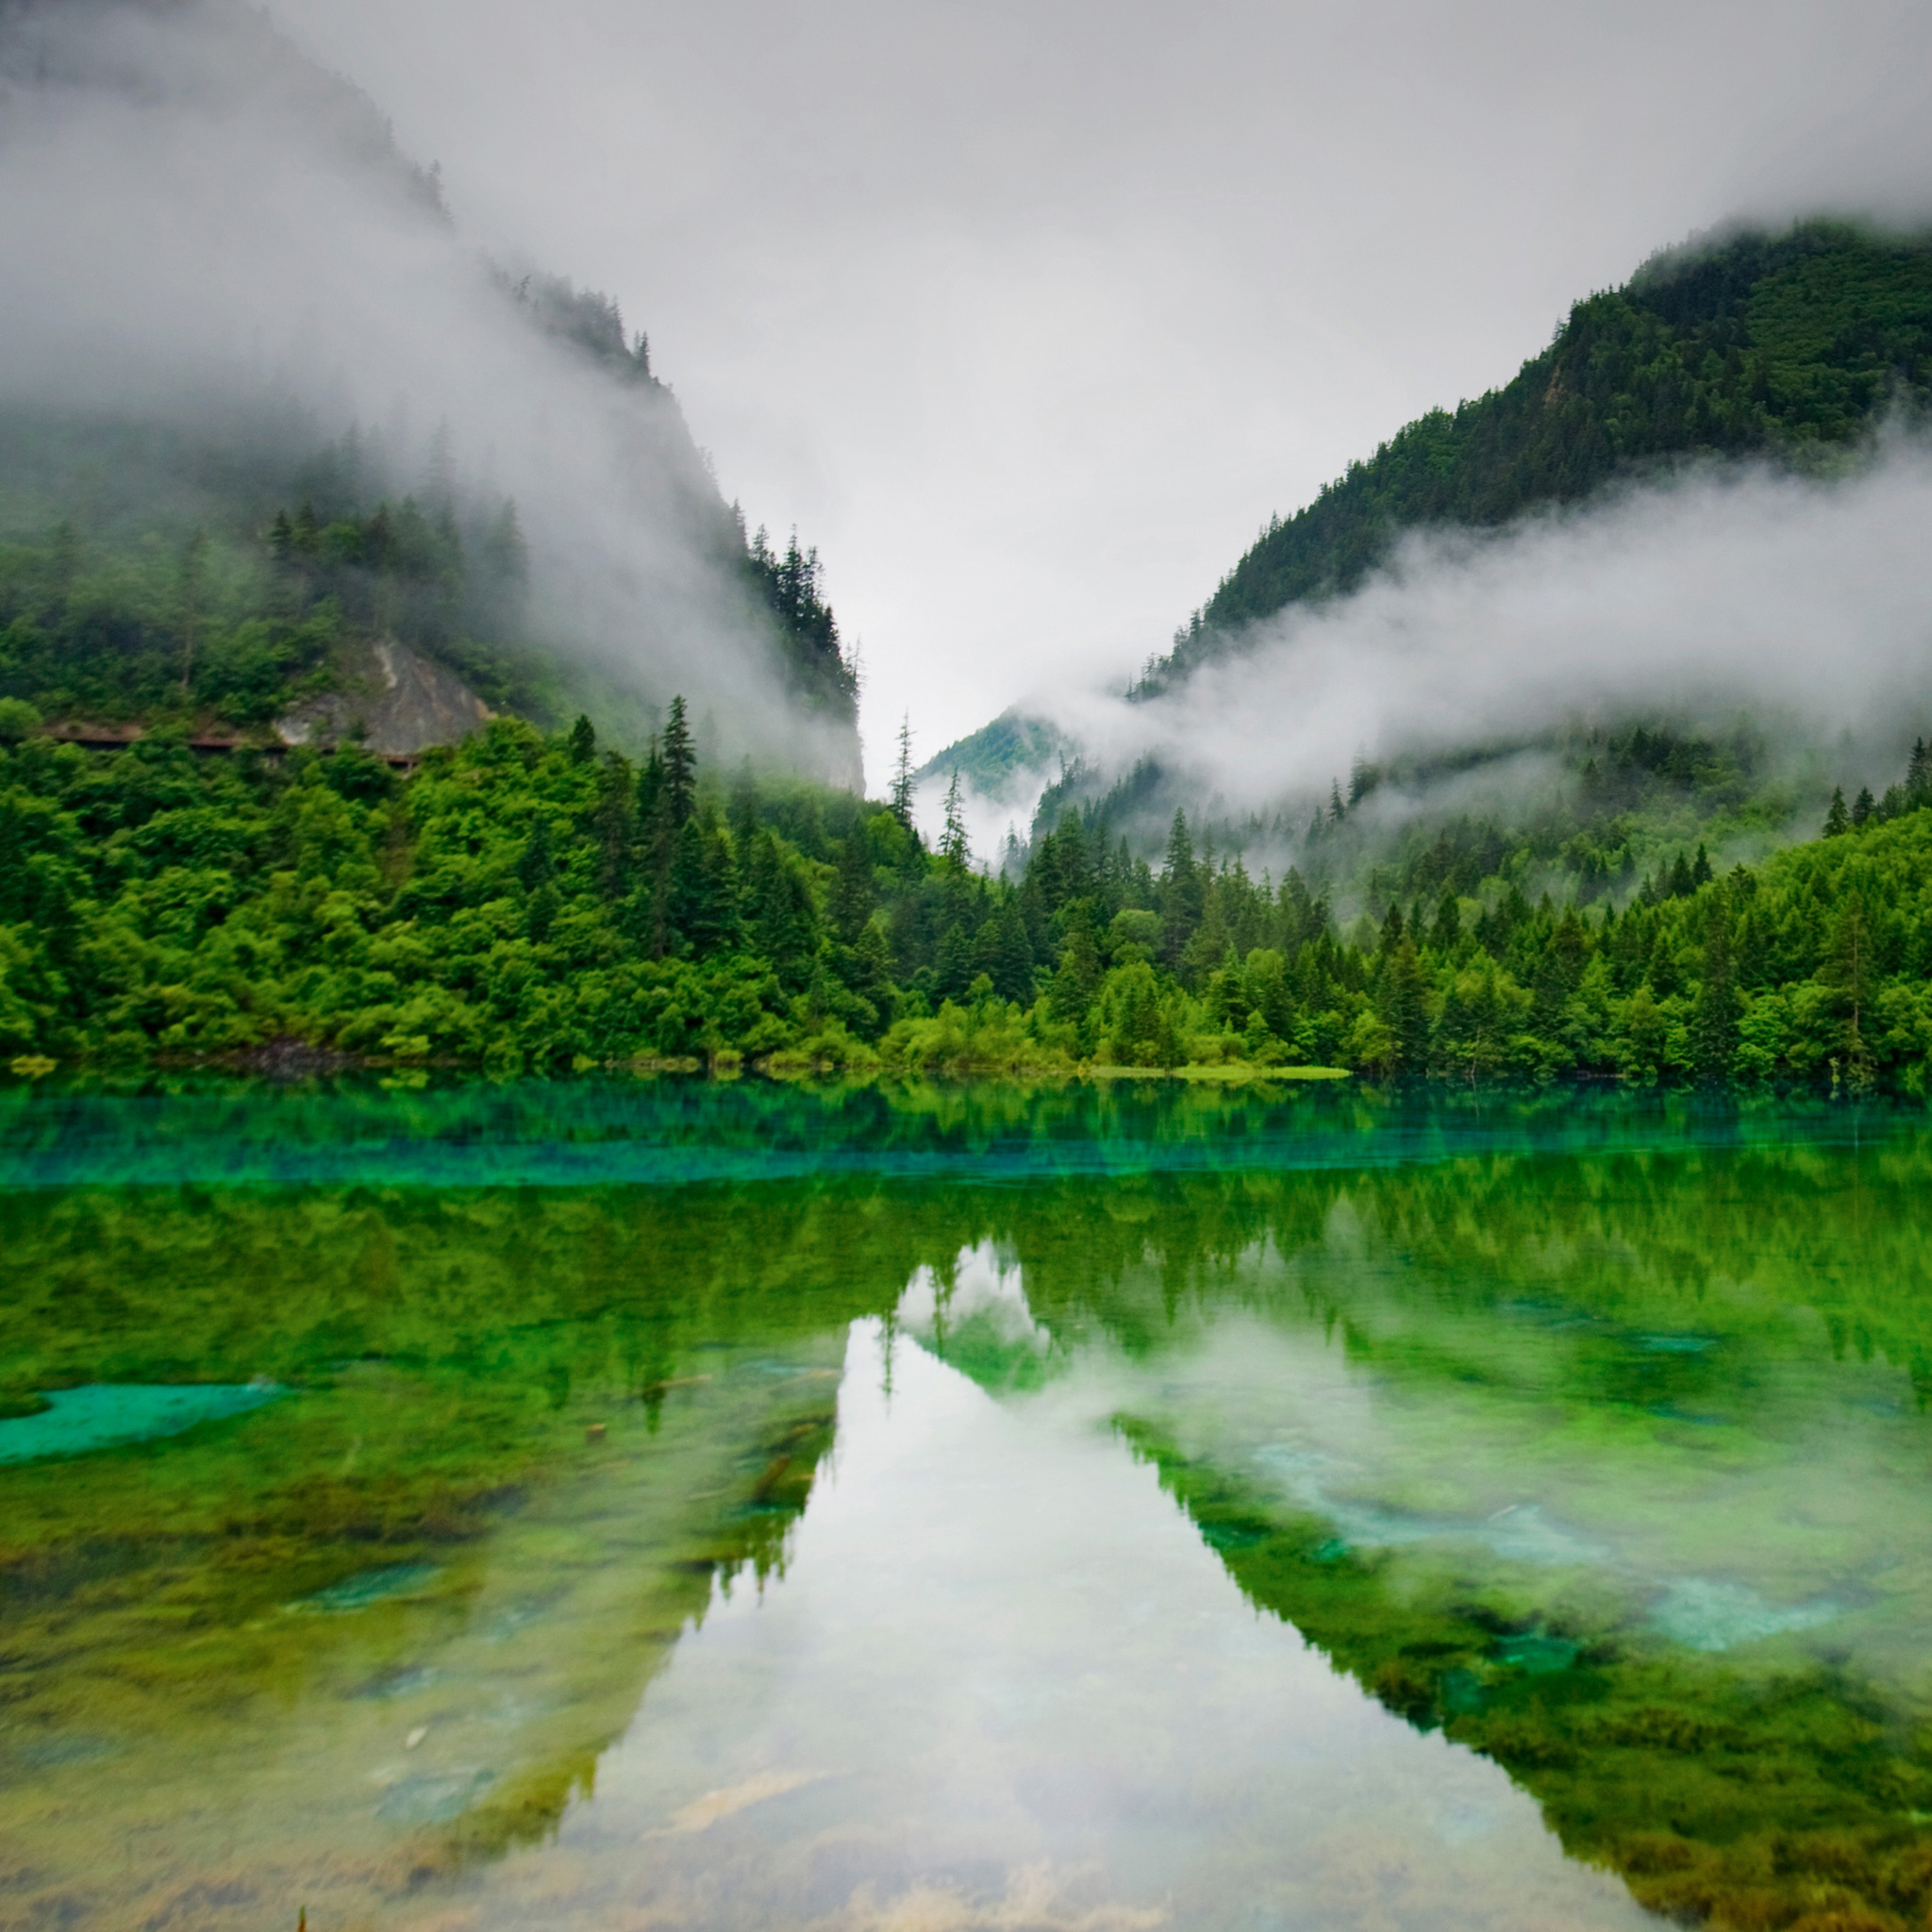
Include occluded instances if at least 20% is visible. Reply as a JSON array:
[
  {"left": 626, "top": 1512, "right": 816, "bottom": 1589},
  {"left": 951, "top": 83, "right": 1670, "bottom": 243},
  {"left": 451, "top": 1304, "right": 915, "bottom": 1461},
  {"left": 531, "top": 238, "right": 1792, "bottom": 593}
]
[
  {"left": 3, "top": 1077, "right": 1932, "bottom": 1928},
  {"left": 0, "top": 1174, "right": 896, "bottom": 1932},
  {"left": 1025, "top": 1133, "right": 1932, "bottom": 1932},
  {"left": 1115, "top": 1408, "right": 1932, "bottom": 1932},
  {"left": 0, "top": 1379, "right": 284, "bottom": 1462}
]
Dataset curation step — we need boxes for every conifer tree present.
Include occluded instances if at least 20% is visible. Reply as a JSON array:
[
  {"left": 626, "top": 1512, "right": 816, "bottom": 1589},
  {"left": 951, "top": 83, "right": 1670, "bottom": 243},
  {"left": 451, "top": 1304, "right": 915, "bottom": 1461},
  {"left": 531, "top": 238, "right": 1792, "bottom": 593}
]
[
  {"left": 1051, "top": 903, "right": 1101, "bottom": 1014},
  {"left": 727, "top": 761, "right": 760, "bottom": 856},
  {"left": 1824, "top": 786, "right": 1850, "bottom": 837},
  {"left": 996, "top": 900, "right": 1042, "bottom": 1004},
  {"left": 660, "top": 695, "right": 696, "bottom": 830},
  {"left": 830, "top": 820, "right": 876, "bottom": 943},
  {"left": 1908, "top": 739, "right": 1931, "bottom": 804},
  {"left": 890, "top": 714, "right": 916, "bottom": 826},
  {"left": 934, "top": 921, "right": 974, "bottom": 1001},
  {"left": 517, "top": 813, "right": 555, "bottom": 892},
  {"left": 1377, "top": 936, "right": 1431, "bottom": 1071},
  {"left": 636, "top": 739, "right": 663, "bottom": 833},
  {"left": 940, "top": 772, "right": 969, "bottom": 871},
  {"left": 1159, "top": 809, "right": 1202, "bottom": 969},
  {"left": 1048, "top": 945, "right": 1091, "bottom": 1027},
  {"left": 481, "top": 500, "right": 528, "bottom": 591},
  {"left": 1690, "top": 908, "right": 1740, "bottom": 1079},
  {"left": 1827, "top": 893, "right": 1876, "bottom": 1089},
  {"left": 591, "top": 752, "right": 637, "bottom": 899},
  {"left": 846, "top": 922, "right": 895, "bottom": 1030}
]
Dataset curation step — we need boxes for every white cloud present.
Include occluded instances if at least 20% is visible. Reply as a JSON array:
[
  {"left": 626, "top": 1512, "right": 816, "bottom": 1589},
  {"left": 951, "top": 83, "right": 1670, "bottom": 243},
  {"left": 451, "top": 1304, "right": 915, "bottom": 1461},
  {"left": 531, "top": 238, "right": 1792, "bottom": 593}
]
[
  {"left": 0, "top": 0, "right": 856, "bottom": 776},
  {"left": 992, "top": 439, "right": 1932, "bottom": 835},
  {"left": 268, "top": 0, "right": 1932, "bottom": 777}
]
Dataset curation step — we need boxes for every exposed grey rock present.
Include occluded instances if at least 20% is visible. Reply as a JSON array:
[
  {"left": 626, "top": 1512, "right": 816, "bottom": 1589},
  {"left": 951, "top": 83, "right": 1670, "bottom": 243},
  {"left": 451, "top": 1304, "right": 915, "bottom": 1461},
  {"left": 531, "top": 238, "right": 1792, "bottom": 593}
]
[{"left": 279, "top": 638, "right": 491, "bottom": 757}]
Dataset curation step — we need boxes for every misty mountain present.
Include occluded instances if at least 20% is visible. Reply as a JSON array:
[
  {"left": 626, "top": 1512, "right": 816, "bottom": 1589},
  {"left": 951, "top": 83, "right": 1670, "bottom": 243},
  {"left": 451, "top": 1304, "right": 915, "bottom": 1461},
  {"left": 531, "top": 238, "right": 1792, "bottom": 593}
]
[
  {"left": 1144, "top": 219, "right": 1932, "bottom": 692},
  {"left": 913, "top": 218, "right": 1932, "bottom": 926},
  {"left": 912, "top": 708, "right": 1075, "bottom": 801},
  {"left": 0, "top": 0, "right": 858, "bottom": 778}
]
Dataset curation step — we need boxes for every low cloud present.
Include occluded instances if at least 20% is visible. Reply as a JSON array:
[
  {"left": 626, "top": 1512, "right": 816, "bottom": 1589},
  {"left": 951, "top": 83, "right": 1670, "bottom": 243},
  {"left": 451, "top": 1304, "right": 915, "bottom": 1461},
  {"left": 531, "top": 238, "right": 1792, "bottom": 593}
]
[
  {"left": 985, "top": 435, "right": 1932, "bottom": 850},
  {"left": 0, "top": 0, "right": 852, "bottom": 774}
]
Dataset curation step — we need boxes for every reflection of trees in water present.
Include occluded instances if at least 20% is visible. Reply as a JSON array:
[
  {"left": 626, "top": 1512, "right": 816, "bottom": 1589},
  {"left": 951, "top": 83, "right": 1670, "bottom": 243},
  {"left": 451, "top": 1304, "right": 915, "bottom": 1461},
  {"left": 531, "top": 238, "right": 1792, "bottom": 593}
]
[
  {"left": 979, "top": 1137, "right": 1932, "bottom": 1932},
  {"left": 7, "top": 1101, "right": 1932, "bottom": 1929},
  {"left": 0, "top": 1182, "right": 881, "bottom": 1929},
  {"left": 1119, "top": 1410, "right": 1932, "bottom": 1932}
]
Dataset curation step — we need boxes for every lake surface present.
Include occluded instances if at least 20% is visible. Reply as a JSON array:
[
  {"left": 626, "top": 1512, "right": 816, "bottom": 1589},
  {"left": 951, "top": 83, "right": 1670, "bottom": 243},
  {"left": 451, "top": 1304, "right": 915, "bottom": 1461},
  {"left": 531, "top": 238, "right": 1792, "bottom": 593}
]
[{"left": 3, "top": 1077, "right": 1930, "bottom": 1932}]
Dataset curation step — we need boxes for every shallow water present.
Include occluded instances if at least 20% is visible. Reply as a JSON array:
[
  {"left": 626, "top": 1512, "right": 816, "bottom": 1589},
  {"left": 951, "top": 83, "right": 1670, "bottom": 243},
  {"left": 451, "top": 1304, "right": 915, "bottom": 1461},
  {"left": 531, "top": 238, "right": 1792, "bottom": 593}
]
[{"left": 2, "top": 1077, "right": 1930, "bottom": 1931}]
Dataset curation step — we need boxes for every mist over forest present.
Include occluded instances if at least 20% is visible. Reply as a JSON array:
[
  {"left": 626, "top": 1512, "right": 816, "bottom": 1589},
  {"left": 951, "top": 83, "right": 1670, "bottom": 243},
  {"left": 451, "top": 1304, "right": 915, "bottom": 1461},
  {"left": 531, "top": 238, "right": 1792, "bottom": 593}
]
[
  {"left": 2, "top": 3, "right": 1932, "bottom": 1096},
  {"left": 17, "top": 17, "right": 1932, "bottom": 1932},
  {"left": 0, "top": 0, "right": 859, "bottom": 776},
  {"left": 925, "top": 220, "right": 1932, "bottom": 906}
]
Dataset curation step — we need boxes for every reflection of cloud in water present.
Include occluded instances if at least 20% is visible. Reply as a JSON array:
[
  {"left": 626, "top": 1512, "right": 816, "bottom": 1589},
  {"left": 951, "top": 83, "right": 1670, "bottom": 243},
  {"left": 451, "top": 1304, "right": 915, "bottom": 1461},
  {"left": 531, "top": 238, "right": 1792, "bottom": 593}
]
[
  {"left": 1431, "top": 1798, "right": 1506, "bottom": 1848},
  {"left": 428, "top": 1317, "right": 1656, "bottom": 1931},
  {"left": 1252, "top": 1445, "right": 1612, "bottom": 1567},
  {"left": 1648, "top": 1580, "right": 1841, "bottom": 1653},
  {"left": 841, "top": 1862, "right": 1168, "bottom": 1930},
  {"left": 1252, "top": 1444, "right": 1847, "bottom": 1656},
  {"left": 898, "top": 1243, "right": 1058, "bottom": 1393},
  {"left": 899, "top": 1243, "right": 1042, "bottom": 1343}
]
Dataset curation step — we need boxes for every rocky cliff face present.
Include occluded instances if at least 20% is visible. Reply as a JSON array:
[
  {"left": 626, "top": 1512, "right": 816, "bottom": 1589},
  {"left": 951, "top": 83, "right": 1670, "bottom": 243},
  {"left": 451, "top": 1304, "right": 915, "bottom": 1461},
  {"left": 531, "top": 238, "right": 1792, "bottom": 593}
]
[{"left": 277, "top": 640, "right": 491, "bottom": 757}]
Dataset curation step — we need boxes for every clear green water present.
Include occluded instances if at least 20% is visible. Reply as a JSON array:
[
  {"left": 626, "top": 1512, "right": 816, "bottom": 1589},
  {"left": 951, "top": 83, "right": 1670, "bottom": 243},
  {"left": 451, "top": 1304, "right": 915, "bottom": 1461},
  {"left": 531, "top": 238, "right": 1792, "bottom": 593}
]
[{"left": 3, "top": 1076, "right": 1930, "bottom": 1932}]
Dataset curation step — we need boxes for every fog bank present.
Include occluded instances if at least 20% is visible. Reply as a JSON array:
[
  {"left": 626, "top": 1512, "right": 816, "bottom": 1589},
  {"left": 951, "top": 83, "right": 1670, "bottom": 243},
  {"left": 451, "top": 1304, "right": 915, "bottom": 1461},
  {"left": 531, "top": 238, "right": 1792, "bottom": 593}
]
[
  {"left": 0, "top": 0, "right": 857, "bottom": 777},
  {"left": 961, "top": 439, "right": 1932, "bottom": 857}
]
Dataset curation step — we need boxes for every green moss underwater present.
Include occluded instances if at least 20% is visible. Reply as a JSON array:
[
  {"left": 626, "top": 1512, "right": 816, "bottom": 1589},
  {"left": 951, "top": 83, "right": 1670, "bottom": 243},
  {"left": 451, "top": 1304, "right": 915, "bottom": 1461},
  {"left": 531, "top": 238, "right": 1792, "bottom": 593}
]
[{"left": 3, "top": 1077, "right": 1931, "bottom": 1928}]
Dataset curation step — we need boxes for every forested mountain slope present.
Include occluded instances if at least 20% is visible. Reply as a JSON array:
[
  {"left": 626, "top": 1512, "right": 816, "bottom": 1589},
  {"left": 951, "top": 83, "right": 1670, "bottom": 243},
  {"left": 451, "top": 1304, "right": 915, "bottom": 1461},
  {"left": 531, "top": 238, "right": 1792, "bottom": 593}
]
[
  {"left": 4, "top": 695, "right": 1929, "bottom": 1096},
  {"left": 1141, "top": 220, "right": 1932, "bottom": 691},
  {"left": 0, "top": 0, "right": 858, "bottom": 774}
]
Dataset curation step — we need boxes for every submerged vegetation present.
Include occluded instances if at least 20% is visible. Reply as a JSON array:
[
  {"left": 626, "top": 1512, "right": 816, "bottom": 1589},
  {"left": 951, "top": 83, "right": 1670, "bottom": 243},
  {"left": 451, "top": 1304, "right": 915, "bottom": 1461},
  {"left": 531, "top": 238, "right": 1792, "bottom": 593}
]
[
  {"left": 2, "top": 694, "right": 1931, "bottom": 1089},
  {"left": 16, "top": 13, "right": 1930, "bottom": 1931},
  {"left": 5, "top": 1085, "right": 1932, "bottom": 1927}
]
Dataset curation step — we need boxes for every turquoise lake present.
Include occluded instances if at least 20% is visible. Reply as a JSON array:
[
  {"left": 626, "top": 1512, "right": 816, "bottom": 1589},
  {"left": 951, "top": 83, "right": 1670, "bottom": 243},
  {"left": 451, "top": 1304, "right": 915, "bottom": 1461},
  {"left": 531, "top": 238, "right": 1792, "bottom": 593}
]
[{"left": 2, "top": 1075, "right": 1929, "bottom": 1931}]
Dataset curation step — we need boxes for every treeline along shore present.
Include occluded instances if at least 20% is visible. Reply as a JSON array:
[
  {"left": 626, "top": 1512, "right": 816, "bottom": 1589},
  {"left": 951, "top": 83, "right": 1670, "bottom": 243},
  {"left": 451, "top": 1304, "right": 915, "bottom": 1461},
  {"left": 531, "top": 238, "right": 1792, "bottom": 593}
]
[{"left": 1, "top": 692, "right": 1929, "bottom": 1089}]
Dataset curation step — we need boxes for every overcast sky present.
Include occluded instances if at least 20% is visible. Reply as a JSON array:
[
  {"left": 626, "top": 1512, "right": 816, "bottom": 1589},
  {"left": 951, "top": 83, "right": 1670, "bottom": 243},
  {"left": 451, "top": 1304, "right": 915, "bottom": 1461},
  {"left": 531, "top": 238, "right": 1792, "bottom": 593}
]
[{"left": 272, "top": 0, "right": 1932, "bottom": 787}]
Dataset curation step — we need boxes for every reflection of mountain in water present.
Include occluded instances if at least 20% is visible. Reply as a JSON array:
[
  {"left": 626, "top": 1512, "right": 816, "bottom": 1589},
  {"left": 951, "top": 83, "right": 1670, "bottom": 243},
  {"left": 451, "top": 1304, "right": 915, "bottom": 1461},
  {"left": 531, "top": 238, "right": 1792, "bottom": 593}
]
[
  {"left": 899, "top": 1240, "right": 1063, "bottom": 1394},
  {"left": 0, "top": 1184, "right": 891, "bottom": 1931},
  {"left": 895, "top": 1139, "right": 1932, "bottom": 1932},
  {"left": 8, "top": 1091, "right": 1932, "bottom": 1931}
]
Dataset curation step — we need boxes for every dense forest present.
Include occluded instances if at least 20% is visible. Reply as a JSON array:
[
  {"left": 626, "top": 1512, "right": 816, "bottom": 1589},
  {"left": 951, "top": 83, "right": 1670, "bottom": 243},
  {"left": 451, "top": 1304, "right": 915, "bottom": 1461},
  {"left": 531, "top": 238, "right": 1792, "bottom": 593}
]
[
  {"left": 0, "top": 413, "right": 855, "bottom": 740},
  {"left": 4, "top": 694, "right": 1929, "bottom": 1091},
  {"left": 1138, "top": 220, "right": 1932, "bottom": 691},
  {"left": 0, "top": 0, "right": 860, "bottom": 759}
]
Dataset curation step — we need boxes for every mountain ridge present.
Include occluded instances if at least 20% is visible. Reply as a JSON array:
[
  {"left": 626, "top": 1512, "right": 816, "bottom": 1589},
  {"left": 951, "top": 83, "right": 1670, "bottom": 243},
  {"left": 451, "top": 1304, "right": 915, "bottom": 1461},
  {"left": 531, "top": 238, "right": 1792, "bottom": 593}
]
[
  {"left": 1139, "top": 217, "right": 1932, "bottom": 692},
  {"left": 0, "top": 0, "right": 859, "bottom": 780}
]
